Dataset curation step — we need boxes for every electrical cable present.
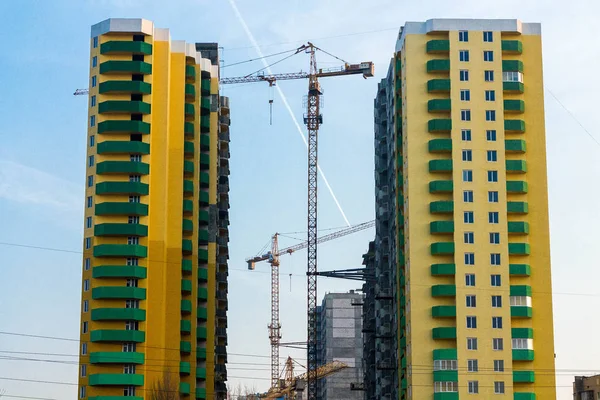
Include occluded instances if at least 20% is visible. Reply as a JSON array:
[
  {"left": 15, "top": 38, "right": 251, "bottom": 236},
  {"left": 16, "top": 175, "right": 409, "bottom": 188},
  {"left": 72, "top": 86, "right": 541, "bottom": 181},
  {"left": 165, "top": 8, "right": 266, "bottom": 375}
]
[{"left": 222, "top": 48, "right": 299, "bottom": 69}]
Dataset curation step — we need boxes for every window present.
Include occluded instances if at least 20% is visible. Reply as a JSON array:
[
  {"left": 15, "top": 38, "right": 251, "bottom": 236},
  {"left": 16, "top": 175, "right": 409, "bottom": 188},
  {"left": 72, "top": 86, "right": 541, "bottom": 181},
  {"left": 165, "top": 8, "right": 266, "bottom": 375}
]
[
  {"left": 434, "top": 360, "right": 458, "bottom": 371},
  {"left": 461, "top": 129, "right": 472, "bottom": 141},
  {"left": 466, "top": 316, "right": 477, "bottom": 329},
  {"left": 488, "top": 191, "right": 499, "bottom": 202},
  {"left": 488, "top": 171, "right": 498, "bottom": 182},
  {"left": 465, "top": 274, "right": 476, "bottom": 287},
  {"left": 85, "top": 237, "right": 92, "bottom": 249},
  {"left": 467, "top": 337, "right": 478, "bottom": 350},
  {"left": 90, "top": 135, "right": 95, "bottom": 147},
  {"left": 93, "top": 36, "right": 98, "bottom": 48},
  {"left": 459, "top": 31, "right": 469, "bottom": 42},
  {"left": 459, "top": 50, "right": 470, "bottom": 62},
  {"left": 87, "top": 175, "right": 93, "bottom": 188},
  {"left": 459, "top": 70, "right": 469, "bottom": 81},
  {"left": 126, "top": 279, "right": 138, "bottom": 288},
  {"left": 466, "top": 295, "right": 476, "bottom": 308},
  {"left": 490, "top": 233, "right": 500, "bottom": 244},
  {"left": 510, "top": 296, "right": 531, "bottom": 306},
  {"left": 483, "top": 50, "right": 494, "bottom": 62},
  {"left": 124, "top": 387, "right": 136, "bottom": 396},
  {"left": 489, "top": 212, "right": 499, "bottom": 223},
  {"left": 81, "top": 364, "right": 87, "bottom": 377},
  {"left": 492, "top": 317, "right": 503, "bottom": 329},
  {"left": 465, "top": 253, "right": 475, "bottom": 265},
  {"left": 86, "top": 216, "right": 92, "bottom": 229},
  {"left": 486, "top": 129, "right": 497, "bottom": 141},
  {"left": 88, "top": 155, "right": 95, "bottom": 168},
  {"left": 131, "top": 154, "right": 142, "bottom": 162},
  {"left": 461, "top": 109, "right": 471, "bottom": 121},
  {"left": 493, "top": 338, "right": 504, "bottom": 350},
  {"left": 87, "top": 196, "right": 93, "bottom": 208},
  {"left": 123, "top": 343, "right": 137, "bottom": 352},
  {"left": 464, "top": 211, "right": 474, "bottom": 223},
  {"left": 84, "top": 258, "right": 91, "bottom": 271},
  {"left": 462, "top": 150, "right": 472, "bottom": 161},
  {"left": 126, "top": 258, "right": 139, "bottom": 266},
  {"left": 463, "top": 170, "right": 473, "bottom": 182},
  {"left": 494, "top": 381, "right": 505, "bottom": 394},
  {"left": 492, "top": 295, "right": 502, "bottom": 308},
  {"left": 485, "top": 110, "right": 496, "bottom": 121},
  {"left": 129, "top": 175, "right": 141, "bottom": 182},
  {"left": 494, "top": 360, "right": 504, "bottom": 372},
  {"left": 485, "top": 90, "right": 496, "bottom": 101},
  {"left": 91, "top": 75, "right": 97, "bottom": 87},
  {"left": 467, "top": 359, "right": 478, "bottom": 372},
  {"left": 512, "top": 338, "right": 531, "bottom": 349},
  {"left": 464, "top": 232, "right": 474, "bottom": 244},
  {"left": 463, "top": 190, "right": 473, "bottom": 203},
  {"left": 129, "top": 196, "right": 141, "bottom": 204},
  {"left": 503, "top": 71, "right": 524, "bottom": 83},
  {"left": 125, "top": 320, "right": 139, "bottom": 331},
  {"left": 434, "top": 382, "right": 458, "bottom": 393},
  {"left": 128, "top": 216, "right": 140, "bottom": 224},
  {"left": 125, "top": 299, "right": 140, "bottom": 309},
  {"left": 460, "top": 89, "right": 471, "bottom": 101},
  {"left": 82, "top": 321, "right": 88, "bottom": 334},
  {"left": 83, "top": 300, "right": 89, "bottom": 313},
  {"left": 483, "top": 31, "right": 493, "bottom": 42},
  {"left": 487, "top": 150, "right": 497, "bottom": 162},
  {"left": 491, "top": 274, "right": 502, "bottom": 287},
  {"left": 83, "top": 279, "right": 90, "bottom": 292},
  {"left": 92, "top": 56, "right": 97, "bottom": 68},
  {"left": 484, "top": 70, "right": 494, "bottom": 82},
  {"left": 490, "top": 253, "right": 501, "bottom": 265},
  {"left": 81, "top": 342, "right": 87, "bottom": 355},
  {"left": 91, "top": 95, "right": 96, "bottom": 107},
  {"left": 468, "top": 381, "right": 479, "bottom": 394},
  {"left": 127, "top": 236, "right": 139, "bottom": 245},
  {"left": 80, "top": 386, "right": 86, "bottom": 399},
  {"left": 124, "top": 364, "right": 136, "bottom": 374}
]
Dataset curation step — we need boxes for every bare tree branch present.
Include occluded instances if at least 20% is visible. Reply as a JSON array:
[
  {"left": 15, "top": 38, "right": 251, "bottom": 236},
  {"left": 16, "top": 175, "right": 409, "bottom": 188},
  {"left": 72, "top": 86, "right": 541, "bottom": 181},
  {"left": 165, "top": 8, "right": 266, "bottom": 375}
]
[{"left": 150, "top": 370, "right": 178, "bottom": 400}]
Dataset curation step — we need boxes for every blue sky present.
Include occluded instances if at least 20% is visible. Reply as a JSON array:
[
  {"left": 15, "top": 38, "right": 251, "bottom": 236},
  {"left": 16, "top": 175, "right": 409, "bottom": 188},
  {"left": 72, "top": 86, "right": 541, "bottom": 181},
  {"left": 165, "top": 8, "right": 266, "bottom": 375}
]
[{"left": 1, "top": 0, "right": 599, "bottom": 398}]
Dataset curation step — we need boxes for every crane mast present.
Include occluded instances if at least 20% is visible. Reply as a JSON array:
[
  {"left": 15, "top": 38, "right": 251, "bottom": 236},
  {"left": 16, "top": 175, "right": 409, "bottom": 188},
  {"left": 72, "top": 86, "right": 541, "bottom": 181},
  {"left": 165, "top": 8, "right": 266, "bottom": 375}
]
[{"left": 269, "top": 234, "right": 281, "bottom": 390}]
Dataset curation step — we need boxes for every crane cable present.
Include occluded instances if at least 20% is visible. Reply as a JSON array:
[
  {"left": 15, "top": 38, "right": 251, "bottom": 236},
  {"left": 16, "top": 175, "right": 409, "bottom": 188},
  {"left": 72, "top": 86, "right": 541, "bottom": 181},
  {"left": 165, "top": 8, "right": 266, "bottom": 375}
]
[
  {"left": 221, "top": 47, "right": 301, "bottom": 69},
  {"left": 243, "top": 50, "right": 303, "bottom": 78}
]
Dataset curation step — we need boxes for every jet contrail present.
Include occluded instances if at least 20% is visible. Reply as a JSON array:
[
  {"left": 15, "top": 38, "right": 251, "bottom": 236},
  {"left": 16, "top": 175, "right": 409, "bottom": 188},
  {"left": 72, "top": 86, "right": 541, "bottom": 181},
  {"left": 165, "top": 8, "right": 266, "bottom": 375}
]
[{"left": 227, "top": 0, "right": 351, "bottom": 227}]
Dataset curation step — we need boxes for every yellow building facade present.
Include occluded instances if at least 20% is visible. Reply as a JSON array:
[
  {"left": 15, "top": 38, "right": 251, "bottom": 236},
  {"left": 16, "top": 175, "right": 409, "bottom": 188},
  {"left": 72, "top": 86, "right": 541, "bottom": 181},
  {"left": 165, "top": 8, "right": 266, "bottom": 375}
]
[
  {"left": 391, "top": 19, "right": 554, "bottom": 400},
  {"left": 78, "top": 19, "right": 230, "bottom": 400}
]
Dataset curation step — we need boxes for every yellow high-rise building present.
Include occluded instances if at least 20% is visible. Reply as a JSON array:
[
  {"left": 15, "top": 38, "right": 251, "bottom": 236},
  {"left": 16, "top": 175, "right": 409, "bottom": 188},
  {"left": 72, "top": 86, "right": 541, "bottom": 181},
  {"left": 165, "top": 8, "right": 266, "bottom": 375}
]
[
  {"left": 367, "top": 19, "right": 556, "bottom": 399},
  {"left": 77, "top": 19, "right": 230, "bottom": 400}
]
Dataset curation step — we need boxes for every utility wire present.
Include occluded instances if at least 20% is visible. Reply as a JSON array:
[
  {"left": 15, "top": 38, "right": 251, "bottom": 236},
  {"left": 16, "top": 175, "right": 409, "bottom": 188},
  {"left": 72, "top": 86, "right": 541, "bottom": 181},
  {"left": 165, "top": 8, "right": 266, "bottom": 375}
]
[
  {"left": 547, "top": 87, "right": 600, "bottom": 148},
  {"left": 243, "top": 51, "right": 301, "bottom": 78},
  {"left": 222, "top": 48, "right": 299, "bottom": 68}
]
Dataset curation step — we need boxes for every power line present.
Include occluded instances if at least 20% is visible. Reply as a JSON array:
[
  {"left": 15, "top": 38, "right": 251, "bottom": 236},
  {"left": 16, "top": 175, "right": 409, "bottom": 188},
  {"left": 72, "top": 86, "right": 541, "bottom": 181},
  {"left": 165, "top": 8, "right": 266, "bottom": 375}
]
[
  {"left": 222, "top": 48, "right": 299, "bottom": 68},
  {"left": 546, "top": 87, "right": 600, "bottom": 148}
]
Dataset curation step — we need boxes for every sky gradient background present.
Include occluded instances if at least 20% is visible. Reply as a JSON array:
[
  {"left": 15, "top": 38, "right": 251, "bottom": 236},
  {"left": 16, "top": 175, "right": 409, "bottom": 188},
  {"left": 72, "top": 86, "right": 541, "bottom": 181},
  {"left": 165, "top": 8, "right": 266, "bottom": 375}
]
[{"left": 1, "top": 0, "right": 599, "bottom": 398}]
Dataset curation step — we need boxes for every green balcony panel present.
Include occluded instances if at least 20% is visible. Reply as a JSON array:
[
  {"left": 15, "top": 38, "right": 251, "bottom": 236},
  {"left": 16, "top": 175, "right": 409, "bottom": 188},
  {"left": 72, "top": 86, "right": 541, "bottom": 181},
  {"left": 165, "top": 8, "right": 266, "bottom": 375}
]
[
  {"left": 93, "top": 244, "right": 147, "bottom": 258},
  {"left": 197, "top": 347, "right": 207, "bottom": 361},
  {"left": 428, "top": 99, "right": 451, "bottom": 113},
  {"left": 200, "top": 134, "right": 210, "bottom": 150},
  {"left": 181, "top": 299, "right": 192, "bottom": 314},
  {"left": 428, "top": 119, "right": 452, "bottom": 133},
  {"left": 184, "top": 160, "right": 194, "bottom": 175},
  {"left": 92, "top": 287, "right": 146, "bottom": 300},
  {"left": 506, "top": 181, "right": 528, "bottom": 194},
  {"left": 181, "top": 279, "right": 192, "bottom": 293},
  {"left": 180, "top": 341, "right": 191, "bottom": 353},
  {"left": 513, "top": 350, "right": 535, "bottom": 361},
  {"left": 505, "top": 139, "right": 527, "bottom": 153},
  {"left": 429, "top": 159, "right": 453, "bottom": 173},
  {"left": 511, "top": 306, "right": 533, "bottom": 318},
  {"left": 503, "top": 60, "right": 524, "bottom": 72},
  {"left": 98, "top": 120, "right": 151, "bottom": 135},
  {"left": 509, "top": 243, "right": 531, "bottom": 255},
  {"left": 504, "top": 119, "right": 526, "bottom": 133},
  {"left": 93, "top": 266, "right": 147, "bottom": 279},
  {"left": 514, "top": 393, "right": 536, "bottom": 400},
  {"left": 94, "top": 223, "right": 148, "bottom": 237},
  {"left": 201, "top": 78, "right": 211, "bottom": 94},
  {"left": 505, "top": 99, "right": 525, "bottom": 113},
  {"left": 180, "top": 319, "right": 191, "bottom": 333},
  {"left": 185, "top": 103, "right": 195, "bottom": 117},
  {"left": 182, "top": 239, "right": 193, "bottom": 254},
  {"left": 89, "top": 373, "right": 144, "bottom": 386},
  {"left": 429, "top": 180, "right": 453, "bottom": 193},
  {"left": 183, "top": 199, "right": 194, "bottom": 214},
  {"left": 198, "top": 307, "right": 208, "bottom": 321},
  {"left": 430, "top": 221, "right": 454, "bottom": 234},
  {"left": 184, "top": 141, "right": 195, "bottom": 156},
  {"left": 91, "top": 330, "right": 145, "bottom": 343},
  {"left": 197, "top": 367, "right": 207, "bottom": 379},
  {"left": 199, "top": 191, "right": 209, "bottom": 206},
  {"left": 182, "top": 259, "right": 192, "bottom": 274},
  {"left": 199, "top": 268, "right": 208, "bottom": 282},
  {"left": 199, "top": 210, "right": 209, "bottom": 224},
  {"left": 502, "top": 40, "right": 523, "bottom": 54},
  {"left": 198, "top": 229, "right": 209, "bottom": 241},
  {"left": 506, "top": 160, "right": 527, "bottom": 173},
  {"left": 431, "top": 263, "right": 456, "bottom": 276},
  {"left": 99, "top": 81, "right": 152, "bottom": 95},
  {"left": 196, "top": 387, "right": 207, "bottom": 399},
  {"left": 430, "top": 242, "right": 455, "bottom": 255},
  {"left": 97, "top": 141, "right": 150, "bottom": 155},
  {"left": 185, "top": 84, "right": 196, "bottom": 98},
  {"left": 198, "top": 248, "right": 209, "bottom": 263},
  {"left": 434, "top": 393, "right": 458, "bottom": 400},
  {"left": 431, "top": 285, "right": 456, "bottom": 297},
  {"left": 197, "top": 326, "right": 207, "bottom": 339},
  {"left": 511, "top": 285, "right": 533, "bottom": 296},
  {"left": 100, "top": 61, "right": 152, "bottom": 75},
  {"left": 198, "top": 287, "right": 208, "bottom": 301},
  {"left": 508, "top": 201, "right": 529, "bottom": 214},
  {"left": 426, "top": 40, "right": 450, "bottom": 53},
  {"left": 427, "top": 59, "right": 450, "bottom": 73},
  {"left": 430, "top": 201, "right": 453, "bottom": 214},
  {"left": 180, "top": 382, "right": 191, "bottom": 394},
  {"left": 201, "top": 98, "right": 211, "bottom": 110},
  {"left": 90, "top": 352, "right": 144, "bottom": 364},
  {"left": 96, "top": 182, "right": 149, "bottom": 196},
  {"left": 433, "top": 370, "right": 458, "bottom": 382},
  {"left": 432, "top": 306, "right": 456, "bottom": 318},
  {"left": 510, "top": 264, "right": 531, "bottom": 276},
  {"left": 503, "top": 81, "right": 525, "bottom": 93},
  {"left": 92, "top": 308, "right": 146, "bottom": 321},
  {"left": 182, "top": 219, "right": 193, "bottom": 233},
  {"left": 201, "top": 116, "right": 211, "bottom": 131},
  {"left": 95, "top": 202, "right": 148, "bottom": 216},
  {"left": 200, "top": 153, "right": 210, "bottom": 167},
  {"left": 180, "top": 361, "right": 191, "bottom": 375},
  {"left": 200, "top": 172, "right": 210, "bottom": 188},
  {"left": 508, "top": 221, "right": 530, "bottom": 235},
  {"left": 101, "top": 41, "right": 152, "bottom": 55},
  {"left": 428, "top": 139, "right": 452, "bottom": 153},
  {"left": 513, "top": 371, "right": 535, "bottom": 383},
  {"left": 433, "top": 349, "right": 457, "bottom": 360},
  {"left": 512, "top": 328, "right": 534, "bottom": 339},
  {"left": 432, "top": 327, "right": 457, "bottom": 340},
  {"left": 427, "top": 79, "right": 451, "bottom": 93},
  {"left": 97, "top": 161, "right": 149, "bottom": 175},
  {"left": 99, "top": 101, "right": 151, "bottom": 115},
  {"left": 186, "top": 65, "right": 196, "bottom": 80}
]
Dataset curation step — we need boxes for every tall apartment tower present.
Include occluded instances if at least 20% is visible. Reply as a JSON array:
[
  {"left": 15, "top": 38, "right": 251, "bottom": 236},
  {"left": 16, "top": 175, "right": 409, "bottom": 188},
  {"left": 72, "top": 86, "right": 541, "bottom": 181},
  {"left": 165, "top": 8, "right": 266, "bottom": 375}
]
[
  {"left": 367, "top": 19, "right": 556, "bottom": 399},
  {"left": 316, "top": 291, "right": 364, "bottom": 400},
  {"left": 77, "top": 19, "right": 231, "bottom": 400}
]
